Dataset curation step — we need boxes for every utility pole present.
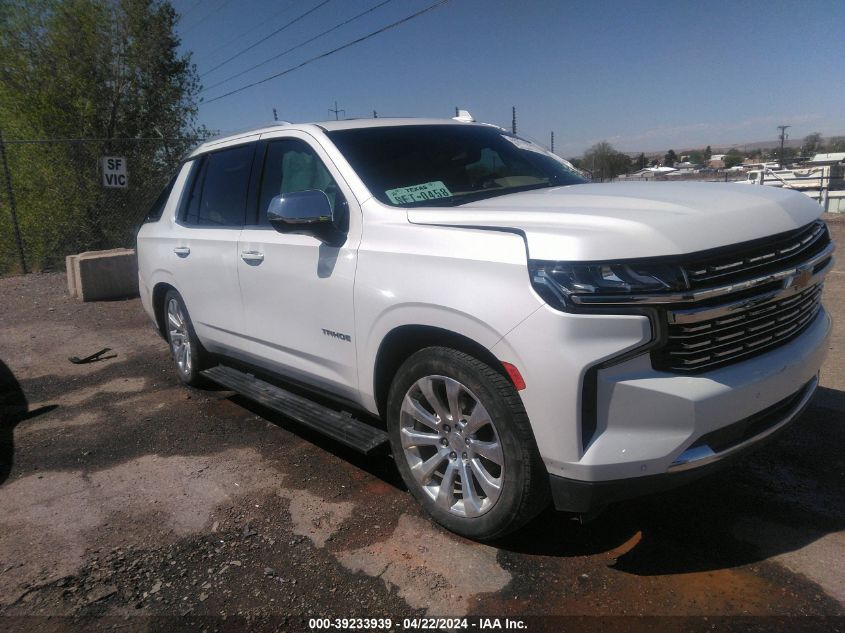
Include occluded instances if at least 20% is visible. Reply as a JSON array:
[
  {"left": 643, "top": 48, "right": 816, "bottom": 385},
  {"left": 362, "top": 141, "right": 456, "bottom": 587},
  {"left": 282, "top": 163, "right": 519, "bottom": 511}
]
[
  {"left": 328, "top": 101, "right": 345, "bottom": 121},
  {"left": 273, "top": 108, "right": 278, "bottom": 121},
  {"left": 0, "top": 128, "right": 27, "bottom": 273},
  {"left": 777, "top": 125, "right": 791, "bottom": 168},
  {"left": 511, "top": 106, "right": 516, "bottom": 135},
  {"left": 550, "top": 131, "right": 554, "bottom": 153}
]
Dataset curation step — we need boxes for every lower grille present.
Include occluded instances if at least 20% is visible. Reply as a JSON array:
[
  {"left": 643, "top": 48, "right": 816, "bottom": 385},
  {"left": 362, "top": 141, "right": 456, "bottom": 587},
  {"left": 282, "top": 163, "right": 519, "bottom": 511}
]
[
  {"left": 687, "top": 380, "right": 813, "bottom": 454},
  {"left": 654, "top": 282, "right": 824, "bottom": 372}
]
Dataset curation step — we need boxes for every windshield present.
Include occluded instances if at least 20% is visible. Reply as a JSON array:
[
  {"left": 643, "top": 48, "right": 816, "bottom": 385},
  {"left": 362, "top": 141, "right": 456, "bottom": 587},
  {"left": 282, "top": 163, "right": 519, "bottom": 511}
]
[{"left": 326, "top": 124, "right": 587, "bottom": 207}]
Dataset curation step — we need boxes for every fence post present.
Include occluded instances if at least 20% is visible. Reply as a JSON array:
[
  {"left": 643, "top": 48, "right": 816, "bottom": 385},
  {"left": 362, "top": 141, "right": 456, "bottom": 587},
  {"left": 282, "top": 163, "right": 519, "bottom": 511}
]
[{"left": 0, "top": 128, "right": 28, "bottom": 273}]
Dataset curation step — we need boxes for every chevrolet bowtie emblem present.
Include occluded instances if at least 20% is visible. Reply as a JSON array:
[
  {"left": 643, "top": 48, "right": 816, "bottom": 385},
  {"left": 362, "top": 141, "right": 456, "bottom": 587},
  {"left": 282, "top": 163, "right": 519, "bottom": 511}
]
[{"left": 788, "top": 265, "right": 813, "bottom": 290}]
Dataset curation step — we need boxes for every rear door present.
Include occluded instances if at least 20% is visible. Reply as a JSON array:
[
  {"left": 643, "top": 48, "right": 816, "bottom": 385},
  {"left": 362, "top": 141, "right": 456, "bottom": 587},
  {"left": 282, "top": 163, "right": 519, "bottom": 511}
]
[
  {"left": 236, "top": 131, "right": 362, "bottom": 400},
  {"left": 169, "top": 141, "right": 257, "bottom": 353}
]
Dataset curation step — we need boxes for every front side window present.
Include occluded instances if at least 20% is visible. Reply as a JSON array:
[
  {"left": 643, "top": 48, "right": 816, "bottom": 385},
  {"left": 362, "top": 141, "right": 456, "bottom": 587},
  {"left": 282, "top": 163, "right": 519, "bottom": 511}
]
[
  {"left": 326, "top": 124, "right": 586, "bottom": 208},
  {"left": 184, "top": 144, "right": 254, "bottom": 226},
  {"left": 257, "top": 139, "right": 341, "bottom": 225}
]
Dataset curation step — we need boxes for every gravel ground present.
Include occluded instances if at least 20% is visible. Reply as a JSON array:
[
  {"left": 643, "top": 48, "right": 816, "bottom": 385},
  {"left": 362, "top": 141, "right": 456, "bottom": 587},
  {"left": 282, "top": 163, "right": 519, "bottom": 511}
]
[{"left": 0, "top": 218, "right": 844, "bottom": 632}]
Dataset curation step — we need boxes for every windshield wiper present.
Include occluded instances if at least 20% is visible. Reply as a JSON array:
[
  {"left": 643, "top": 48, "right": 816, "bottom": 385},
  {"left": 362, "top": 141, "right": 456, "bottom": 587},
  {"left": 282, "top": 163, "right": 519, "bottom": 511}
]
[
  {"left": 453, "top": 182, "right": 559, "bottom": 205},
  {"left": 399, "top": 196, "right": 463, "bottom": 208}
]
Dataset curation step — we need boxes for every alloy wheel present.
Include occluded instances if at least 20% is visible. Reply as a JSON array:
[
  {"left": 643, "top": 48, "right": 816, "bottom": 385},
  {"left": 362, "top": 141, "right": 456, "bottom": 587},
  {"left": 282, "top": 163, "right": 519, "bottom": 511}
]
[
  {"left": 167, "top": 298, "right": 192, "bottom": 375},
  {"left": 399, "top": 375, "right": 504, "bottom": 518}
]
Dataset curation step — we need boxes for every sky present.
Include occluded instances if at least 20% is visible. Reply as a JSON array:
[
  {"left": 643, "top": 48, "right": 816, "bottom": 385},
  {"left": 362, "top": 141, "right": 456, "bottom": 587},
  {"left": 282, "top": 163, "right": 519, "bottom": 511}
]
[{"left": 175, "top": 0, "right": 845, "bottom": 157}]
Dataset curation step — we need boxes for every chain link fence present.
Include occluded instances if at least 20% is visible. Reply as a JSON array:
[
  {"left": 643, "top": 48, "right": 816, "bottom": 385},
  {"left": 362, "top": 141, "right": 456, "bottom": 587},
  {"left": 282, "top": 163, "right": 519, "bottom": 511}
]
[{"left": 0, "top": 137, "right": 199, "bottom": 275}]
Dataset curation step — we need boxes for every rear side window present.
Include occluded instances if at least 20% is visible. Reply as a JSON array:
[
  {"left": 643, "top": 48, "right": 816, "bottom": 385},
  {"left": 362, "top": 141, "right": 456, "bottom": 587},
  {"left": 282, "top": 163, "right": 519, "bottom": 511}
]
[
  {"left": 257, "top": 139, "right": 341, "bottom": 225},
  {"left": 183, "top": 144, "right": 254, "bottom": 227}
]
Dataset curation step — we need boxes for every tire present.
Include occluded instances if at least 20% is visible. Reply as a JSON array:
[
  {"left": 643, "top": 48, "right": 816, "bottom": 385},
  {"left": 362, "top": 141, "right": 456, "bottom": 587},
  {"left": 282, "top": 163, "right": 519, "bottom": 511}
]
[
  {"left": 163, "top": 289, "right": 211, "bottom": 387},
  {"left": 386, "top": 347, "right": 550, "bottom": 540}
]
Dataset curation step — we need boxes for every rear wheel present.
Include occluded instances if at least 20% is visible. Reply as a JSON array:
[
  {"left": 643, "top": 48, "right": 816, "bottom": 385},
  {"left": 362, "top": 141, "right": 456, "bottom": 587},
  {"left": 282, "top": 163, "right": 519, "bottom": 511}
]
[
  {"left": 386, "top": 347, "right": 549, "bottom": 540},
  {"left": 163, "top": 290, "right": 210, "bottom": 387}
]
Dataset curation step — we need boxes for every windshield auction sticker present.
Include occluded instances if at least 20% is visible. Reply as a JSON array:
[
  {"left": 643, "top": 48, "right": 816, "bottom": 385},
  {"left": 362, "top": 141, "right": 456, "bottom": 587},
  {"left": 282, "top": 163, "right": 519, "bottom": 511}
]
[{"left": 386, "top": 181, "right": 452, "bottom": 204}]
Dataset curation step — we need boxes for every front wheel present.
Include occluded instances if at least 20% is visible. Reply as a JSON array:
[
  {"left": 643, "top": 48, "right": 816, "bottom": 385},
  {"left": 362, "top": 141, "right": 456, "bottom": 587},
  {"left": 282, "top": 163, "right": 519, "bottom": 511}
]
[{"left": 386, "top": 347, "right": 549, "bottom": 540}]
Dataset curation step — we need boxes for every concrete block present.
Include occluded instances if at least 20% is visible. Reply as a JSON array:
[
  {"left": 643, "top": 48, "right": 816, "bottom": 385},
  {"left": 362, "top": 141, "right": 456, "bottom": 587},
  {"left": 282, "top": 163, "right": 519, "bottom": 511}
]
[
  {"left": 71, "top": 248, "right": 139, "bottom": 302},
  {"left": 66, "top": 254, "right": 79, "bottom": 297}
]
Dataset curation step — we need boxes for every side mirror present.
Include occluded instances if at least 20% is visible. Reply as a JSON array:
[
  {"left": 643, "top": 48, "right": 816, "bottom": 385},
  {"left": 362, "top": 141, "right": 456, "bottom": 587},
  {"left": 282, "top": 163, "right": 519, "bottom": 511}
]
[{"left": 267, "top": 190, "right": 342, "bottom": 243}]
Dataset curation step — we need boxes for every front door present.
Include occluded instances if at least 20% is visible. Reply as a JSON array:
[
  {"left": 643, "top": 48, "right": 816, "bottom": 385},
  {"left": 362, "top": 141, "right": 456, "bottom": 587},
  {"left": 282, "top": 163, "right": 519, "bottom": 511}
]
[{"left": 237, "top": 132, "right": 362, "bottom": 400}]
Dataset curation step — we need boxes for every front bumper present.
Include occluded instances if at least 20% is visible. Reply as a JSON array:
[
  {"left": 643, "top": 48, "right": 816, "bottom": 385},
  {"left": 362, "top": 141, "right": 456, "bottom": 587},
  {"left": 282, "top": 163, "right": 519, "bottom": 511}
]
[
  {"left": 548, "top": 374, "right": 817, "bottom": 512},
  {"left": 493, "top": 303, "right": 831, "bottom": 504}
]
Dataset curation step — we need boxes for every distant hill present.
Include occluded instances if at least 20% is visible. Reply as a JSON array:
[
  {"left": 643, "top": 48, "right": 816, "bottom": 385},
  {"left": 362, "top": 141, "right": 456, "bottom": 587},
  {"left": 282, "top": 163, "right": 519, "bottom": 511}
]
[
  {"left": 707, "top": 138, "right": 804, "bottom": 153},
  {"left": 630, "top": 136, "right": 843, "bottom": 160}
]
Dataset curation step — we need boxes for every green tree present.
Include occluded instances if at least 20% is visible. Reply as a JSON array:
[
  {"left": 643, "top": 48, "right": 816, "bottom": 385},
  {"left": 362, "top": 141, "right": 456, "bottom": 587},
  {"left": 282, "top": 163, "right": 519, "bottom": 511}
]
[
  {"left": 704, "top": 145, "right": 712, "bottom": 161},
  {"left": 801, "top": 132, "right": 822, "bottom": 157},
  {"left": 724, "top": 148, "right": 745, "bottom": 168},
  {"left": 635, "top": 153, "right": 647, "bottom": 169},
  {"left": 686, "top": 150, "right": 703, "bottom": 165},
  {"left": 582, "top": 141, "right": 631, "bottom": 181},
  {"left": 664, "top": 149, "right": 677, "bottom": 167},
  {"left": 824, "top": 136, "right": 845, "bottom": 152},
  {"left": 0, "top": 0, "right": 207, "bottom": 272}
]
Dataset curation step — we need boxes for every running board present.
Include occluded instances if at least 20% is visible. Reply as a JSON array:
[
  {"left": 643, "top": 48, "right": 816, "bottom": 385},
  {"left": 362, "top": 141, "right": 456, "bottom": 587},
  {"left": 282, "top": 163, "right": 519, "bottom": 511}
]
[{"left": 201, "top": 365, "right": 389, "bottom": 455}]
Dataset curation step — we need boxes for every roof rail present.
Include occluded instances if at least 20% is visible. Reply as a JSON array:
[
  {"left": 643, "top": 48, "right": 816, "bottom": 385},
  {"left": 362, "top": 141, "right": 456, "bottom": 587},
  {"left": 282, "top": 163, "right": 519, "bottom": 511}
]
[
  {"left": 202, "top": 121, "right": 294, "bottom": 144},
  {"left": 237, "top": 120, "right": 293, "bottom": 132}
]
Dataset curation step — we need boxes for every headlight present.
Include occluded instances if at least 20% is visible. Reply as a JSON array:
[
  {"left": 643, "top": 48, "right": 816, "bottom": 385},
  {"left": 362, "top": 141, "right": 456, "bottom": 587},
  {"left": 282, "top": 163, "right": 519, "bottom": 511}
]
[{"left": 529, "top": 260, "right": 688, "bottom": 310}]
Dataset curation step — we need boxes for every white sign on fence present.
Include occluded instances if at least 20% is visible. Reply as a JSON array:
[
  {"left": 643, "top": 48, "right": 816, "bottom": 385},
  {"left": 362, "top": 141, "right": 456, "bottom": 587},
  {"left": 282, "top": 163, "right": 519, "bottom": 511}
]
[{"left": 102, "top": 156, "right": 128, "bottom": 188}]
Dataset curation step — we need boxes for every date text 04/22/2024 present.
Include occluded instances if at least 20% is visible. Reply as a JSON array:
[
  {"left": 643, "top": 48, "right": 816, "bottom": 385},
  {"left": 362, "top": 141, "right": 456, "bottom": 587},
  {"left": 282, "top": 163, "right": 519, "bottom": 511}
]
[{"left": 308, "top": 617, "right": 528, "bottom": 630}]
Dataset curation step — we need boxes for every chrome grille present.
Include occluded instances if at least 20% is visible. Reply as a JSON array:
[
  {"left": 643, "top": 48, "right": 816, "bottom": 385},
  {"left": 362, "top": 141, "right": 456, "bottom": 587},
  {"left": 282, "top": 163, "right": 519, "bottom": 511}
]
[
  {"left": 684, "top": 220, "right": 829, "bottom": 287},
  {"left": 655, "top": 283, "right": 823, "bottom": 372}
]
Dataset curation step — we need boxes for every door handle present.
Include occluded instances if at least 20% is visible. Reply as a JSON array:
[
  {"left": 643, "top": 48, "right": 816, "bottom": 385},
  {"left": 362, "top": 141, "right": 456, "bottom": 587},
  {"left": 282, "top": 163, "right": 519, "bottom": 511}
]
[
  {"left": 241, "top": 250, "right": 264, "bottom": 263},
  {"left": 173, "top": 246, "right": 190, "bottom": 256}
]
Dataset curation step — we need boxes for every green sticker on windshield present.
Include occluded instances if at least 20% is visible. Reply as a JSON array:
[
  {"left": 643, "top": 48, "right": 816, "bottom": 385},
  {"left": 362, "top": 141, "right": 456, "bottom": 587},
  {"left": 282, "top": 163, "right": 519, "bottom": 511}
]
[{"left": 385, "top": 181, "right": 452, "bottom": 205}]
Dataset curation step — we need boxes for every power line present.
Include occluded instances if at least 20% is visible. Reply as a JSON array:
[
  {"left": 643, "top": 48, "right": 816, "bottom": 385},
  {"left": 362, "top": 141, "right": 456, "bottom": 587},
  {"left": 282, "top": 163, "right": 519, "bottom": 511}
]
[
  {"left": 203, "top": 0, "right": 450, "bottom": 105},
  {"left": 200, "top": 0, "right": 335, "bottom": 78},
  {"left": 200, "top": 0, "right": 395, "bottom": 95},
  {"left": 197, "top": 0, "right": 299, "bottom": 63},
  {"left": 176, "top": 0, "right": 205, "bottom": 23},
  {"left": 180, "top": 0, "right": 234, "bottom": 36}
]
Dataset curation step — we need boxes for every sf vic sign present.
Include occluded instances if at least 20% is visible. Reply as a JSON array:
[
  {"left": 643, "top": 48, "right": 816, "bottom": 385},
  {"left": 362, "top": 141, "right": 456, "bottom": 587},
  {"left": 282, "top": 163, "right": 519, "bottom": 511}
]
[{"left": 101, "top": 156, "right": 128, "bottom": 188}]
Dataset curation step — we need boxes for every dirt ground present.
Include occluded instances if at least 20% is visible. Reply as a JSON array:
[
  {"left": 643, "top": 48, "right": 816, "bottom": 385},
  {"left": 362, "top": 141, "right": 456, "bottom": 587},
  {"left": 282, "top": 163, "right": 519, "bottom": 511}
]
[{"left": 1, "top": 217, "right": 844, "bottom": 632}]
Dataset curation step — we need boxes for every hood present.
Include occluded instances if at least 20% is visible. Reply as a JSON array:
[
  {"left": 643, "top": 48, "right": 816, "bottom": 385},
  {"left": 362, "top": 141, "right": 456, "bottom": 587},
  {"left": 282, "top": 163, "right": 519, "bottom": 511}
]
[{"left": 406, "top": 182, "right": 823, "bottom": 261}]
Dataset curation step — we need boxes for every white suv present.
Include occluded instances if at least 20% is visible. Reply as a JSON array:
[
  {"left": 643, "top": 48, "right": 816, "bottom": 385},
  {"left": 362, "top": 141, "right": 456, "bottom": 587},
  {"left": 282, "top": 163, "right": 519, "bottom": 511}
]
[{"left": 137, "top": 118, "right": 833, "bottom": 539}]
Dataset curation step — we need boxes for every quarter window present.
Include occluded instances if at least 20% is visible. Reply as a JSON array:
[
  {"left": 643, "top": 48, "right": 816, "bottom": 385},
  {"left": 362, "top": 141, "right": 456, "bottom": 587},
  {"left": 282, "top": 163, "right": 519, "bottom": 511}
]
[
  {"left": 257, "top": 139, "right": 341, "bottom": 225},
  {"left": 184, "top": 144, "right": 254, "bottom": 227},
  {"left": 145, "top": 172, "right": 178, "bottom": 223}
]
